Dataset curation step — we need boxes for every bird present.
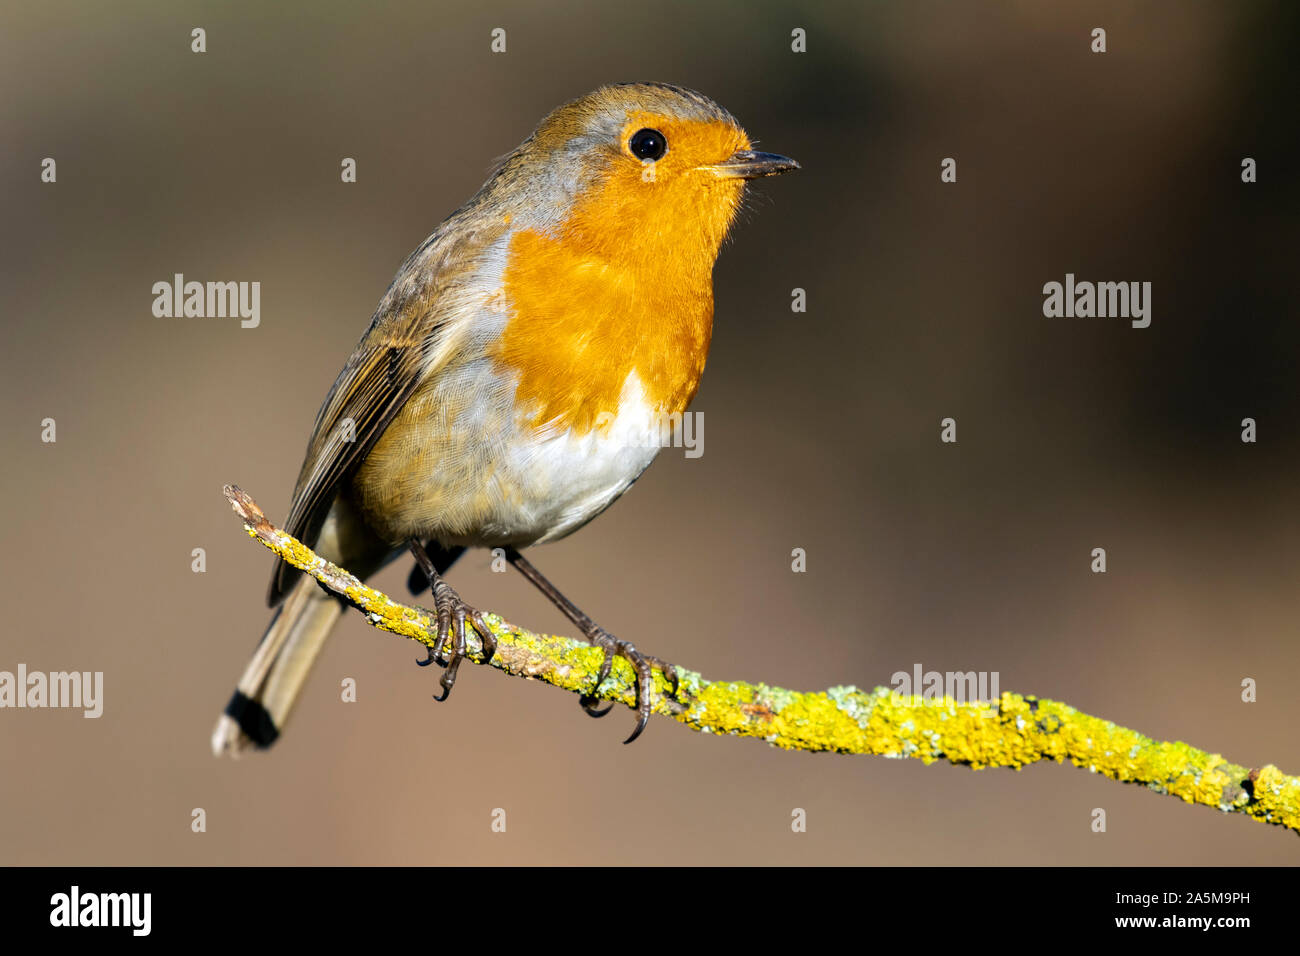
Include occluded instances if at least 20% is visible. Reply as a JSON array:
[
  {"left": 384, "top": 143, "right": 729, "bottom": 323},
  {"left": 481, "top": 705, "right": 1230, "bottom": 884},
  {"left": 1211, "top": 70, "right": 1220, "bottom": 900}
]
[{"left": 212, "top": 82, "right": 798, "bottom": 755}]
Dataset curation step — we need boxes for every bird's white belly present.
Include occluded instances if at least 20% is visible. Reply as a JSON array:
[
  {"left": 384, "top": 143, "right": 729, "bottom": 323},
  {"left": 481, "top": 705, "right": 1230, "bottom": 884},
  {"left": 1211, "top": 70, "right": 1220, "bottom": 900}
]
[
  {"left": 362, "top": 364, "right": 668, "bottom": 549},
  {"left": 484, "top": 371, "right": 665, "bottom": 545}
]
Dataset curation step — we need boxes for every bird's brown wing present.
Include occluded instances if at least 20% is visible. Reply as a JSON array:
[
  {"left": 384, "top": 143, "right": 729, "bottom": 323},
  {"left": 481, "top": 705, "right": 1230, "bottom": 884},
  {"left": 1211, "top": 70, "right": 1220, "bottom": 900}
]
[
  {"left": 266, "top": 318, "right": 429, "bottom": 605},
  {"left": 266, "top": 218, "right": 499, "bottom": 606}
]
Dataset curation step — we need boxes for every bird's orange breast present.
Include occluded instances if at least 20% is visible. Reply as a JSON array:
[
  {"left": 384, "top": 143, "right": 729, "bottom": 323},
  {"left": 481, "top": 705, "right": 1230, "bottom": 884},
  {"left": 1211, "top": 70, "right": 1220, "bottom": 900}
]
[{"left": 490, "top": 125, "right": 743, "bottom": 436}]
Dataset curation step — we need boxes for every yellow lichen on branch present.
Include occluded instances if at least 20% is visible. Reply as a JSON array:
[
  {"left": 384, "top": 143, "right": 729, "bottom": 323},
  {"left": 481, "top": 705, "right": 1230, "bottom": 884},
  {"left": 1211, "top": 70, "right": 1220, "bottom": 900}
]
[{"left": 223, "top": 484, "right": 1300, "bottom": 836}]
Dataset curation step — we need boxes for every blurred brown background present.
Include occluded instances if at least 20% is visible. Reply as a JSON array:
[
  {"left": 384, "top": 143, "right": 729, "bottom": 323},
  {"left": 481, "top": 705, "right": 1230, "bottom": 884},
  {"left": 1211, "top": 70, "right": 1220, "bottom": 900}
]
[{"left": 2, "top": 0, "right": 1298, "bottom": 865}]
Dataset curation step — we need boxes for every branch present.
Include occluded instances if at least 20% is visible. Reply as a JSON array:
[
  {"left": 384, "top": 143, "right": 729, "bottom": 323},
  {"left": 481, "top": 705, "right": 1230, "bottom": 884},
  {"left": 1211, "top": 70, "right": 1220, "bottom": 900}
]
[{"left": 223, "top": 483, "right": 1300, "bottom": 836}]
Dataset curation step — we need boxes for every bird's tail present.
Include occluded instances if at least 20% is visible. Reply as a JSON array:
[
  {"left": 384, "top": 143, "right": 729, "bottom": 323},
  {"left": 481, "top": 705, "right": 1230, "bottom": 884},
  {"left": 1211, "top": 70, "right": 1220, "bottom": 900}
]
[{"left": 211, "top": 572, "right": 344, "bottom": 756}]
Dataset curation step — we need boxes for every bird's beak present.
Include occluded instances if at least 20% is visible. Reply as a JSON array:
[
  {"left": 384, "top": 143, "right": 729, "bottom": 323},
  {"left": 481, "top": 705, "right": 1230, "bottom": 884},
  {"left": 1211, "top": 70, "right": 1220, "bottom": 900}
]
[{"left": 704, "top": 149, "right": 801, "bottom": 180}]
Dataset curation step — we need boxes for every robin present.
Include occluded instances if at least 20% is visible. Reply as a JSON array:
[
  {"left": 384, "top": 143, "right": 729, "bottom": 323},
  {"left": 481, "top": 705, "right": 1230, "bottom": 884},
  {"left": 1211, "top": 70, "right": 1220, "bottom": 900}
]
[{"left": 212, "top": 82, "right": 798, "bottom": 755}]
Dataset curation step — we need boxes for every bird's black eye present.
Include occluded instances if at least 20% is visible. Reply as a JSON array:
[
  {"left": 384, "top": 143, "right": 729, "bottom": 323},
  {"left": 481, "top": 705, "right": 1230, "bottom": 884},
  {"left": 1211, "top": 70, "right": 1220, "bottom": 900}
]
[{"left": 628, "top": 128, "right": 667, "bottom": 161}]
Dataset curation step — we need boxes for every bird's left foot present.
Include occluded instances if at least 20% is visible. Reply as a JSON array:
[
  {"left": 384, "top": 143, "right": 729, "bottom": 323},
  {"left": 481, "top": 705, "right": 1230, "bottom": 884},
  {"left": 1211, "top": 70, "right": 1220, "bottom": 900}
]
[
  {"left": 578, "top": 628, "right": 680, "bottom": 744},
  {"left": 415, "top": 574, "right": 496, "bottom": 702}
]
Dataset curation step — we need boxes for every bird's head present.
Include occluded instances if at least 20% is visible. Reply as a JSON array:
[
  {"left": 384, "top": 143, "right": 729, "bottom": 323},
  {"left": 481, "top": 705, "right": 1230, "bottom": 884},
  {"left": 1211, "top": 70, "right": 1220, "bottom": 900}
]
[{"left": 492, "top": 83, "right": 798, "bottom": 269}]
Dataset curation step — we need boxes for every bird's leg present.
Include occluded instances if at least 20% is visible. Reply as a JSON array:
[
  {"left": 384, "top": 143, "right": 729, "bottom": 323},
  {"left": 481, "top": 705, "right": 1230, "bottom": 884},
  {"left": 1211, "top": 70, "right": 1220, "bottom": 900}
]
[
  {"left": 407, "top": 541, "right": 466, "bottom": 595},
  {"left": 504, "top": 548, "right": 679, "bottom": 744},
  {"left": 409, "top": 539, "right": 496, "bottom": 702}
]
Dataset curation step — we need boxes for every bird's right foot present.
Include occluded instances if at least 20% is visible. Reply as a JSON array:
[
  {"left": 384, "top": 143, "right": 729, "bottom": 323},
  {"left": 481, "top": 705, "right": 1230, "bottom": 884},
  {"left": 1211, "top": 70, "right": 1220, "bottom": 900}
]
[{"left": 577, "top": 627, "right": 680, "bottom": 744}]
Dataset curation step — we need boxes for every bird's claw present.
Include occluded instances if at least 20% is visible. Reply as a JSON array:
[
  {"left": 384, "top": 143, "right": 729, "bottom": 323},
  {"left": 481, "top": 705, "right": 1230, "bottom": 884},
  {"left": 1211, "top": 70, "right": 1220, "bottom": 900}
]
[
  {"left": 414, "top": 577, "right": 496, "bottom": 703},
  {"left": 582, "top": 629, "right": 680, "bottom": 744}
]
